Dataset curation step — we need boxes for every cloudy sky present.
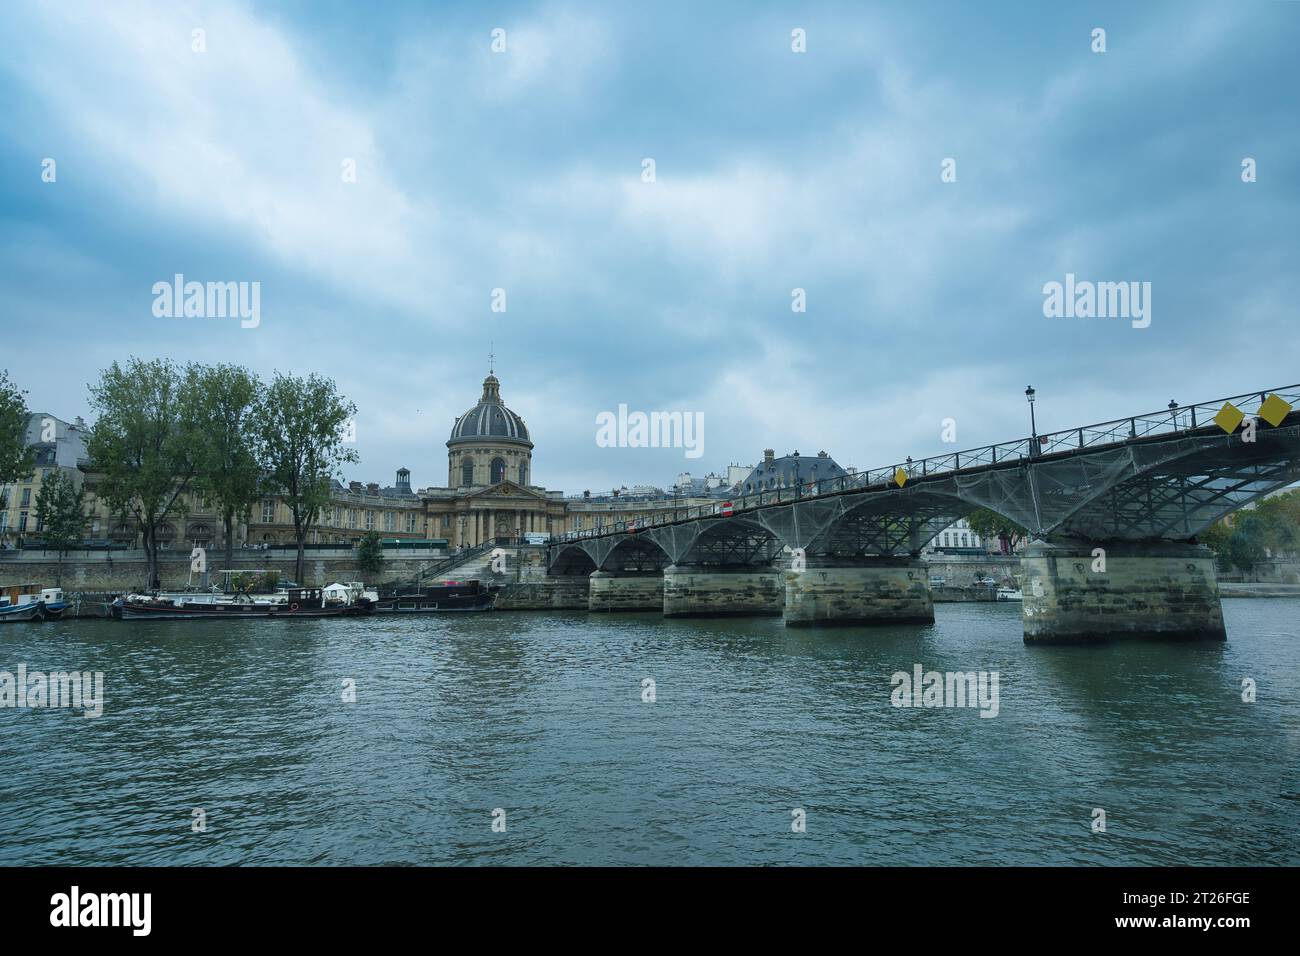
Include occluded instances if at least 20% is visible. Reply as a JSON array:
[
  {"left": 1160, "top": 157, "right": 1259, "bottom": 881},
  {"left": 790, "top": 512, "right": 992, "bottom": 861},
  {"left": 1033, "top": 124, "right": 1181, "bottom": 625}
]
[{"left": 2, "top": 0, "right": 1297, "bottom": 495}]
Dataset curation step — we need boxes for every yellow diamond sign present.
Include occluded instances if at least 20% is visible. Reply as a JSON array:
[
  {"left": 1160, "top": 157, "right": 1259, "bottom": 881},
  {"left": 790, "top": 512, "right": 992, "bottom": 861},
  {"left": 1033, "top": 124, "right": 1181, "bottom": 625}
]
[
  {"left": 1258, "top": 393, "right": 1293, "bottom": 428},
  {"left": 893, "top": 467, "right": 907, "bottom": 488},
  {"left": 1213, "top": 401, "right": 1244, "bottom": 434}
]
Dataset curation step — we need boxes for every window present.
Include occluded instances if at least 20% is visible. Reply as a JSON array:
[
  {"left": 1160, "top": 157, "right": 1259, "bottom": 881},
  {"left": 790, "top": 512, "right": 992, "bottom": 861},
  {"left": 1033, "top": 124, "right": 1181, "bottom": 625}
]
[
  {"left": 348, "top": 509, "right": 357, "bottom": 529},
  {"left": 406, "top": 513, "right": 418, "bottom": 534},
  {"left": 491, "top": 458, "right": 506, "bottom": 484},
  {"left": 262, "top": 499, "right": 275, "bottom": 523},
  {"left": 518, "top": 462, "right": 528, "bottom": 485},
  {"left": 20, "top": 488, "right": 31, "bottom": 508},
  {"left": 461, "top": 459, "right": 474, "bottom": 486},
  {"left": 365, "top": 510, "right": 375, "bottom": 531},
  {"left": 442, "top": 514, "right": 451, "bottom": 528},
  {"left": 19, "top": 512, "right": 29, "bottom": 532},
  {"left": 384, "top": 511, "right": 396, "bottom": 532}
]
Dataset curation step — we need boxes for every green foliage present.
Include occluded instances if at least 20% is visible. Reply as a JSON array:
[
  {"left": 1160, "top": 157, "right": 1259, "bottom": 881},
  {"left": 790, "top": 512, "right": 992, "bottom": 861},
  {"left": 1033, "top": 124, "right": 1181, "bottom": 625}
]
[
  {"left": 1197, "top": 521, "right": 1233, "bottom": 572},
  {"left": 1227, "top": 513, "right": 1268, "bottom": 576},
  {"left": 34, "top": 470, "right": 86, "bottom": 554},
  {"left": 1202, "top": 490, "right": 1300, "bottom": 576},
  {"left": 965, "top": 508, "right": 1028, "bottom": 548},
  {"left": 86, "top": 358, "right": 199, "bottom": 586},
  {"left": 0, "top": 370, "right": 33, "bottom": 484},
  {"left": 254, "top": 372, "right": 358, "bottom": 582},
  {"left": 184, "top": 363, "right": 263, "bottom": 565},
  {"left": 357, "top": 530, "right": 385, "bottom": 577}
]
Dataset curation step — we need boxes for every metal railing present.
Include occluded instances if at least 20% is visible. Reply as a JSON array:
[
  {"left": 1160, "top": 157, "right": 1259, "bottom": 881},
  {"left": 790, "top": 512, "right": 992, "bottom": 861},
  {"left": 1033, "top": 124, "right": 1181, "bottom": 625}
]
[{"left": 549, "top": 384, "right": 1300, "bottom": 545}]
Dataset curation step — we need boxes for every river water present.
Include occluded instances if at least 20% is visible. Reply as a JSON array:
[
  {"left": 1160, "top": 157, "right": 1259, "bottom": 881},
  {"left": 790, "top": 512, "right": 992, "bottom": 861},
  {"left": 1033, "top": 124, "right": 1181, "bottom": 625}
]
[{"left": 0, "top": 600, "right": 1296, "bottom": 866}]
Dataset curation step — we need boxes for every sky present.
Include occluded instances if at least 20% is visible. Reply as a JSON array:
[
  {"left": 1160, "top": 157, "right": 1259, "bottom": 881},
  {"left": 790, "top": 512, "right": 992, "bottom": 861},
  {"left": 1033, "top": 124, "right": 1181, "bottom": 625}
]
[{"left": 1, "top": 0, "right": 1297, "bottom": 496}]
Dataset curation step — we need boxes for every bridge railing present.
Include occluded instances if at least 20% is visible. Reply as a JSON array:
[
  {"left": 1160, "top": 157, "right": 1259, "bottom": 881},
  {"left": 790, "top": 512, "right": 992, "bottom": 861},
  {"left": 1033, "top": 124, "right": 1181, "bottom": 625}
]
[{"left": 548, "top": 384, "right": 1300, "bottom": 545}]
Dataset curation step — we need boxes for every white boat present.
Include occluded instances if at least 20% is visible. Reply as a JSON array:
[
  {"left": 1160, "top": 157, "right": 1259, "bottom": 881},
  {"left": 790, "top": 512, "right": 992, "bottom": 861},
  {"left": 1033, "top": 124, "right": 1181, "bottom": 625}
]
[{"left": 996, "top": 587, "right": 1023, "bottom": 602}]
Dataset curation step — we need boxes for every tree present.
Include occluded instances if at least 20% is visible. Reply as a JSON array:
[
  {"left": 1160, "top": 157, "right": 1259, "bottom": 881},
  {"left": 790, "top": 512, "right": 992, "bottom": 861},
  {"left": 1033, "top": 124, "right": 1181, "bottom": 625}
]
[
  {"left": 184, "top": 363, "right": 263, "bottom": 569},
  {"left": 1227, "top": 513, "right": 1268, "bottom": 581},
  {"left": 34, "top": 470, "right": 86, "bottom": 585},
  {"left": 0, "top": 370, "right": 32, "bottom": 485},
  {"left": 1197, "top": 520, "right": 1233, "bottom": 573},
  {"left": 1252, "top": 490, "right": 1300, "bottom": 557},
  {"left": 357, "top": 530, "right": 385, "bottom": 578},
  {"left": 86, "top": 358, "right": 199, "bottom": 589},
  {"left": 966, "top": 508, "right": 1028, "bottom": 551},
  {"left": 255, "top": 372, "right": 358, "bottom": 585}
]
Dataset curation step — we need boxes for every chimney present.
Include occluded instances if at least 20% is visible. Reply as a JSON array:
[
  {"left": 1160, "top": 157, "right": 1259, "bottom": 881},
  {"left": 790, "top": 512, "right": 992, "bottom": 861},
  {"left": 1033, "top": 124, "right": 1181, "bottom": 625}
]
[
  {"left": 348, "top": 481, "right": 363, "bottom": 492},
  {"left": 763, "top": 448, "right": 775, "bottom": 466},
  {"left": 818, "top": 450, "right": 828, "bottom": 458},
  {"left": 366, "top": 482, "right": 379, "bottom": 493}
]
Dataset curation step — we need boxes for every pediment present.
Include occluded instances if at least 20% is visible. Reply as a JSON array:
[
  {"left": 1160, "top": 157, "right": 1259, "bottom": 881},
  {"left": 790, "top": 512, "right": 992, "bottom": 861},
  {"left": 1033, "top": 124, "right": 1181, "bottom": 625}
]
[{"left": 464, "top": 481, "right": 546, "bottom": 503}]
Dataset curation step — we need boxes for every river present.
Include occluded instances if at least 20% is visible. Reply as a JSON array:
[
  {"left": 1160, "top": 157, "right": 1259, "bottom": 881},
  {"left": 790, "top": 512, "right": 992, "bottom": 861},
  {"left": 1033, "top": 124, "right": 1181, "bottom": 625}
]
[{"left": 1, "top": 600, "right": 1296, "bottom": 865}]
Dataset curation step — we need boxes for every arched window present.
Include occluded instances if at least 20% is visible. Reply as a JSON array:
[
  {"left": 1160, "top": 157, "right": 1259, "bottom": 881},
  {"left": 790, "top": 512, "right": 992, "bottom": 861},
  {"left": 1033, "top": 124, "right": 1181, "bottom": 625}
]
[
  {"left": 518, "top": 462, "right": 528, "bottom": 485},
  {"left": 461, "top": 459, "right": 474, "bottom": 486},
  {"left": 491, "top": 457, "right": 506, "bottom": 484}
]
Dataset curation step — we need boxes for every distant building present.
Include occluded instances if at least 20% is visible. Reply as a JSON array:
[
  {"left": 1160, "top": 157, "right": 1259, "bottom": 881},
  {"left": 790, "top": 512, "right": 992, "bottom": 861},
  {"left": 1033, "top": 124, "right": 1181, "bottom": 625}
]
[
  {"left": 925, "top": 517, "right": 986, "bottom": 554},
  {"left": 0, "top": 413, "right": 89, "bottom": 546}
]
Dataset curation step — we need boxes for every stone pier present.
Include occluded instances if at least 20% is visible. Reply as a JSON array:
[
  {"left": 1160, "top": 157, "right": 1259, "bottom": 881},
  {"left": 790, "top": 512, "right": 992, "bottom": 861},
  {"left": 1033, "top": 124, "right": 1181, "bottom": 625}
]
[
  {"left": 782, "top": 557, "right": 934, "bottom": 627},
  {"left": 1021, "top": 539, "right": 1226, "bottom": 644},
  {"left": 588, "top": 570, "right": 664, "bottom": 612},
  {"left": 662, "top": 565, "right": 783, "bottom": 618}
]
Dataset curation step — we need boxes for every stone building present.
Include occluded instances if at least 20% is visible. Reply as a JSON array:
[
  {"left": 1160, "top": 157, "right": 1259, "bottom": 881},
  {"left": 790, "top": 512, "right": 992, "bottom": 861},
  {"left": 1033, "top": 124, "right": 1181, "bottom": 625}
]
[
  {"left": 59, "top": 369, "right": 740, "bottom": 552},
  {"left": 0, "top": 413, "right": 89, "bottom": 547}
]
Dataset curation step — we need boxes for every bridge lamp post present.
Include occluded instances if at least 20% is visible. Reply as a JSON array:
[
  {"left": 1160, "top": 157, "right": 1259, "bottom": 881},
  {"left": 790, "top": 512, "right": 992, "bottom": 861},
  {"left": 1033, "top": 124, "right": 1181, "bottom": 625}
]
[
  {"left": 1025, "top": 386, "right": 1038, "bottom": 455},
  {"left": 1168, "top": 399, "right": 1179, "bottom": 431}
]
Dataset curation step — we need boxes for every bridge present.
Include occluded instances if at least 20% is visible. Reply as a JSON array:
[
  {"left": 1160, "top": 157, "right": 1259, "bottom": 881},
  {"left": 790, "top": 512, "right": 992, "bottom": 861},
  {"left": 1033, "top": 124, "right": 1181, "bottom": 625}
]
[{"left": 546, "top": 384, "right": 1300, "bottom": 643}]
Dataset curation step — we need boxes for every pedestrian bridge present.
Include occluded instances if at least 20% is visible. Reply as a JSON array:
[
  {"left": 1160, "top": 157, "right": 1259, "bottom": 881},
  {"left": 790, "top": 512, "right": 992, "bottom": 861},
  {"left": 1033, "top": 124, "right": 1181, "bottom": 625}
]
[{"left": 546, "top": 385, "right": 1300, "bottom": 643}]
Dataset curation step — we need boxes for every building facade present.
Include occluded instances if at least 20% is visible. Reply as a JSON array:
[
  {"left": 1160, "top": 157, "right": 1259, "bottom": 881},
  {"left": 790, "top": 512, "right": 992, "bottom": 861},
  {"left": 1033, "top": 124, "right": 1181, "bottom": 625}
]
[{"left": 0, "top": 413, "right": 89, "bottom": 547}]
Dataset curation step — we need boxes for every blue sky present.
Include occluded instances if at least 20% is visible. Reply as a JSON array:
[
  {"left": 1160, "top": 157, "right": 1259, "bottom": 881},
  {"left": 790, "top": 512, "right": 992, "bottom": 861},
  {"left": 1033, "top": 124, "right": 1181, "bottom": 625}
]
[{"left": 2, "top": 1, "right": 1297, "bottom": 495}]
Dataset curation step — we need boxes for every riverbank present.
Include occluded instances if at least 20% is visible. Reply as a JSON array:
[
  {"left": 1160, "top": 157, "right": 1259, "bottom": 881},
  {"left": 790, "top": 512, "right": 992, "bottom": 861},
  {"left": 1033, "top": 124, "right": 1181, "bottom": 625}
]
[{"left": 1220, "top": 582, "right": 1300, "bottom": 598}]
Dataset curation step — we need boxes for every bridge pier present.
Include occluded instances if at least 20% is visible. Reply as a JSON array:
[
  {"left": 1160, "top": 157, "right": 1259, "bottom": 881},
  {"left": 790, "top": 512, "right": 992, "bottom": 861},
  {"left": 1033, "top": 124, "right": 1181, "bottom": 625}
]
[
  {"left": 662, "top": 564, "right": 783, "bottom": 618},
  {"left": 783, "top": 557, "right": 934, "bottom": 627},
  {"left": 1022, "top": 539, "right": 1225, "bottom": 644},
  {"left": 547, "top": 574, "right": 591, "bottom": 610},
  {"left": 588, "top": 570, "right": 664, "bottom": 612}
]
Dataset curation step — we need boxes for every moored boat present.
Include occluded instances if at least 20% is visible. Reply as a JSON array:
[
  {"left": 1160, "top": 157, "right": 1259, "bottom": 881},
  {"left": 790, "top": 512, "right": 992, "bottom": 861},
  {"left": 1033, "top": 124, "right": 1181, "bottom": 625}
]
[
  {"left": 114, "top": 584, "right": 375, "bottom": 621},
  {"left": 0, "top": 585, "right": 70, "bottom": 623},
  {"left": 372, "top": 579, "right": 496, "bottom": 613}
]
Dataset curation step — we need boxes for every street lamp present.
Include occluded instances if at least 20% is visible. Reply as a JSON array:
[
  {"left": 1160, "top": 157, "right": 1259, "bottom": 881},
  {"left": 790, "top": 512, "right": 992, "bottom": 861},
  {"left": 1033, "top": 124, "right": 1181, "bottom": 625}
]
[
  {"left": 1025, "top": 386, "right": 1038, "bottom": 455},
  {"left": 1168, "top": 399, "right": 1179, "bottom": 430}
]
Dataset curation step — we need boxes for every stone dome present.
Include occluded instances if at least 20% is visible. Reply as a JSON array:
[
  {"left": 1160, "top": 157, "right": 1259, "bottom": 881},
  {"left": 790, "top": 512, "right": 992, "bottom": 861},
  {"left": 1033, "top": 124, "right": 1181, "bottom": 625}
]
[{"left": 447, "top": 374, "right": 532, "bottom": 447}]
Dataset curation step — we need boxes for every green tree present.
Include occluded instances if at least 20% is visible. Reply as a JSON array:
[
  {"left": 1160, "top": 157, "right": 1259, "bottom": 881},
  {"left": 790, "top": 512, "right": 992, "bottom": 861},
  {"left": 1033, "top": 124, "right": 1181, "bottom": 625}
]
[
  {"left": 0, "top": 370, "right": 33, "bottom": 485},
  {"left": 34, "top": 470, "right": 86, "bottom": 585},
  {"left": 1197, "top": 520, "right": 1233, "bottom": 573},
  {"left": 255, "top": 372, "right": 358, "bottom": 585},
  {"left": 184, "top": 363, "right": 263, "bottom": 569},
  {"left": 1227, "top": 513, "right": 1268, "bottom": 580},
  {"left": 86, "top": 358, "right": 199, "bottom": 589},
  {"left": 1252, "top": 490, "right": 1300, "bottom": 557},
  {"left": 966, "top": 508, "right": 1028, "bottom": 551},
  {"left": 357, "top": 529, "right": 385, "bottom": 578}
]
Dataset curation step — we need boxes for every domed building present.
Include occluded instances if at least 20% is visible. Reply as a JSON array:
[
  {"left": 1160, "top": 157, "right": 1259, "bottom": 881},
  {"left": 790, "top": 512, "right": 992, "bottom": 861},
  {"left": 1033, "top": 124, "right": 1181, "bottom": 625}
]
[
  {"left": 447, "top": 373, "right": 533, "bottom": 488},
  {"left": 407, "top": 369, "right": 568, "bottom": 550}
]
